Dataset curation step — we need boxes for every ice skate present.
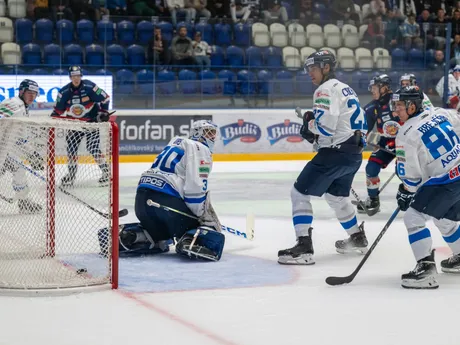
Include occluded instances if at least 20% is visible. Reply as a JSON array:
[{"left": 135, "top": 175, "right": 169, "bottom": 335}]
[
  {"left": 357, "top": 196, "right": 380, "bottom": 215},
  {"left": 278, "top": 228, "right": 314, "bottom": 265},
  {"left": 401, "top": 250, "right": 438, "bottom": 289},
  {"left": 61, "top": 171, "right": 76, "bottom": 187},
  {"left": 335, "top": 222, "right": 368, "bottom": 254},
  {"left": 441, "top": 253, "right": 460, "bottom": 273},
  {"left": 18, "top": 199, "right": 42, "bottom": 214}
]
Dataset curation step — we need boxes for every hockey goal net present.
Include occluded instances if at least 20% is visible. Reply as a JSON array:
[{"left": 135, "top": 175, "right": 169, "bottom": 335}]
[{"left": 0, "top": 116, "right": 119, "bottom": 295}]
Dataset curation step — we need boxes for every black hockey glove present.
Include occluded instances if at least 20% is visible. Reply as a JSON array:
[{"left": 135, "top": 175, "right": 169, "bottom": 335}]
[
  {"left": 299, "top": 111, "right": 317, "bottom": 144},
  {"left": 396, "top": 183, "right": 414, "bottom": 211},
  {"left": 96, "top": 110, "right": 110, "bottom": 123}
]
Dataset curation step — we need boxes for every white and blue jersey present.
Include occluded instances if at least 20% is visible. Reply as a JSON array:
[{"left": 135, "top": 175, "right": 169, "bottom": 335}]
[
  {"left": 395, "top": 108, "right": 460, "bottom": 192},
  {"left": 137, "top": 136, "right": 212, "bottom": 217},
  {"left": 307, "top": 78, "right": 368, "bottom": 149}
]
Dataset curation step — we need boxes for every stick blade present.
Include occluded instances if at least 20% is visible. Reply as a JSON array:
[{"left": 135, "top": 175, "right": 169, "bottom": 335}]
[
  {"left": 325, "top": 275, "right": 354, "bottom": 286},
  {"left": 246, "top": 213, "right": 255, "bottom": 241},
  {"left": 118, "top": 209, "right": 128, "bottom": 218}
]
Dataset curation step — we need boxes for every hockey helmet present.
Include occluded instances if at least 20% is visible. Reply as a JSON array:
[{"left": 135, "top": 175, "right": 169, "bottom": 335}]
[
  {"left": 19, "top": 79, "right": 39, "bottom": 93},
  {"left": 69, "top": 66, "right": 83, "bottom": 77},
  {"left": 392, "top": 86, "right": 424, "bottom": 116},
  {"left": 190, "top": 120, "right": 218, "bottom": 153},
  {"left": 304, "top": 50, "right": 336, "bottom": 72},
  {"left": 400, "top": 73, "right": 417, "bottom": 87},
  {"left": 368, "top": 74, "right": 392, "bottom": 92}
]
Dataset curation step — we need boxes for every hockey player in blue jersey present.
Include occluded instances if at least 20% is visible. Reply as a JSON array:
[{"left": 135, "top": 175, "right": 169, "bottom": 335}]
[
  {"left": 393, "top": 86, "right": 460, "bottom": 289},
  {"left": 51, "top": 66, "right": 111, "bottom": 187},
  {"left": 278, "top": 51, "right": 369, "bottom": 265},
  {"left": 98, "top": 120, "right": 225, "bottom": 261},
  {"left": 357, "top": 74, "right": 399, "bottom": 214}
]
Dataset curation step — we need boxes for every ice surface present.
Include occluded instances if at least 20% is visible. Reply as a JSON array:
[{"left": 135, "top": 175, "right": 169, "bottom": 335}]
[{"left": 1, "top": 161, "right": 459, "bottom": 345}]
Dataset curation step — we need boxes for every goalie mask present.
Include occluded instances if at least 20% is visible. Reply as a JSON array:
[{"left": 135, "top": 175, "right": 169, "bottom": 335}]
[{"left": 190, "top": 120, "right": 218, "bottom": 153}]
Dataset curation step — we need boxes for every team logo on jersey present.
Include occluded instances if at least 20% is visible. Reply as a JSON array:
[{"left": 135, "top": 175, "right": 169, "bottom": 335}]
[
  {"left": 69, "top": 104, "right": 85, "bottom": 118},
  {"left": 315, "top": 91, "right": 330, "bottom": 98},
  {"left": 267, "top": 120, "right": 303, "bottom": 145},
  {"left": 220, "top": 120, "right": 261, "bottom": 145},
  {"left": 382, "top": 120, "right": 400, "bottom": 137}
]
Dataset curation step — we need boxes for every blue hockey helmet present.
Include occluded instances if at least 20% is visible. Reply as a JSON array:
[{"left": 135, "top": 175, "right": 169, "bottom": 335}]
[
  {"left": 69, "top": 65, "right": 83, "bottom": 77},
  {"left": 19, "top": 79, "right": 39, "bottom": 93},
  {"left": 190, "top": 120, "right": 218, "bottom": 153},
  {"left": 392, "top": 86, "right": 424, "bottom": 116}
]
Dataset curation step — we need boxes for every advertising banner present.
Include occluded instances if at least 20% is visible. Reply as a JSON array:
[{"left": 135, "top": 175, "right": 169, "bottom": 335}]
[
  {"left": 0, "top": 75, "right": 113, "bottom": 109},
  {"left": 116, "top": 115, "right": 212, "bottom": 154},
  {"left": 213, "top": 111, "right": 314, "bottom": 153}
]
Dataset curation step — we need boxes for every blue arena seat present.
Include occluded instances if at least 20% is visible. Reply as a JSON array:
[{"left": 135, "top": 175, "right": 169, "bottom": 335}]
[
  {"left": 226, "top": 45, "right": 244, "bottom": 68},
  {"left": 263, "top": 46, "right": 283, "bottom": 67},
  {"left": 106, "top": 44, "right": 125, "bottom": 66},
  {"left": 35, "top": 18, "right": 54, "bottom": 44},
  {"left": 210, "top": 45, "right": 224, "bottom": 66},
  {"left": 233, "top": 22, "right": 251, "bottom": 47},
  {"left": 257, "top": 69, "right": 273, "bottom": 95},
  {"left": 15, "top": 18, "right": 33, "bottom": 44},
  {"left": 199, "top": 69, "right": 217, "bottom": 94},
  {"left": 156, "top": 69, "right": 176, "bottom": 95},
  {"left": 22, "top": 43, "right": 41, "bottom": 65},
  {"left": 127, "top": 44, "right": 146, "bottom": 66},
  {"left": 97, "top": 20, "right": 114, "bottom": 44},
  {"left": 217, "top": 69, "right": 236, "bottom": 95},
  {"left": 117, "top": 20, "right": 135, "bottom": 46},
  {"left": 137, "top": 20, "right": 154, "bottom": 45},
  {"left": 214, "top": 22, "right": 232, "bottom": 46},
  {"left": 63, "top": 44, "right": 83, "bottom": 65},
  {"left": 178, "top": 69, "right": 198, "bottom": 94},
  {"left": 246, "top": 46, "right": 262, "bottom": 67},
  {"left": 77, "top": 19, "right": 94, "bottom": 45},
  {"left": 44, "top": 44, "right": 61, "bottom": 66},
  {"left": 116, "top": 69, "right": 135, "bottom": 94},
  {"left": 275, "top": 70, "right": 294, "bottom": 95},
  {"left": 86, "top": 44, "right": 104, "bottom": 66},
  {"left": 56, "top": 19, "right": 74, "bottom": 45},
  {"left": 136, "top": 69, "right": 155, "bottom": 94},
  {"left": 195, "top": 22, "right": 213, "bottom": 44},
  {"left": 237, "top": 69, "right": 257, "bottom": 95},
  {"left": 156, "top": 21, "right": 173, "bottom": 42}
]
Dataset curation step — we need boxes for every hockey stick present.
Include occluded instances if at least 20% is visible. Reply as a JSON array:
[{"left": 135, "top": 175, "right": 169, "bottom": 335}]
[
  {"left": 351, "top": 187, "right": 379, "bottom": 217},
  {"left": 325, "top": 207, "right": 400, "bottom": 286},
  {"left": 10, "top": 156, "right": 128, "bottom": 219},
  {"left": 351, "top": 172, "right": 397, "bottom": 207},
  {"left": 146, "top": 199, "right": 255, "bottom": 241}
]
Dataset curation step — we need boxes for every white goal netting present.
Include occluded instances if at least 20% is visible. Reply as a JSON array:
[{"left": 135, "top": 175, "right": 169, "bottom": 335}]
[{"left": 0, "top": 116, "right": 119, "bottom": 294}]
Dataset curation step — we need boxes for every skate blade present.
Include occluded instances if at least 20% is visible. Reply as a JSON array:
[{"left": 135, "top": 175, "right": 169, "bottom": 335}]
[
  {"left": 441, "top": 267, "right": 460, "bottom": 274},
  {"left": 401, "top": 275, "right": 439, "bottom": 289},
  {"left": 336, "top": 247, "right": 368, "bottom": 255},
  {"left": 278, "top": 254, "right": 315, "bottom": 265}
]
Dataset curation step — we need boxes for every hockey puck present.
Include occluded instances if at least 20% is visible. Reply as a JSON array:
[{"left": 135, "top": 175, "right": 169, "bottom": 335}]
[{"left": 76, "top": 268, "right": 87, "bottom": 274}]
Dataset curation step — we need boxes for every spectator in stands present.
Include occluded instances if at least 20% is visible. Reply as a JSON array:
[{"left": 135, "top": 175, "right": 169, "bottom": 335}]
[
  {"left": 400, "top": 13, "right": 423, "bottom": 50},
  {"left": 296, "top": 0, "right": 320, "bottom": 24},
  {"left": 330, "top": 0, "right": 360, "bottom": 25},
  {"left": 397, "top": 0, "right": 416, "bottom": 16},
  {"left": 364, "top": 14, "right": 386, "bottom": 48},
  {"left": 418, "top": 9, "right": 436, "bottom": 49},
  {"left": 414, "top": 0, "right": 435, "bottom": 15},
  {"left": 167, "top": 0, "right": 196, "bottom": 26},
  {"left": 50, "top": 0, "right": 73, "bottom": 21},
  {"left": 148, "top": 26, "right": 170, "bottom": 66},
  {"left": 453, "top": 0, "right": 460, "bottom": 16},
  {"left": 93, "top": 0, "right": 110, "bottom": 20},
  {"left": 131, "top": 0, "right": 158, "bottom": 16},
  {"left": 451, "top": 34, "right": 460, "bottom": 62},
  {"left": 430, "top": 49, "right": 446, "bottom": 70},
  {"left": 433, "top": 0, "right": 452, "bottom": 16},
  {"left": 192, "top": 31, "right": 211, "bottom": 68},
  {"left": 171, "top": 26, "right": 196, "bottom": 66},
  {"left": 230, "top": 0, "right": 259, "bottom": 23},
  {"left": 384, "top": 9, "right": 402, "bottom": 49},
  {"left": 106, "top": 0, "right": 128, "bottom": 15},
  {"left": 186, "top": 0, "right": 211, "bottom": 20},
  {"left": 34, "top": 0, "right": 50, "bottom": 18},
  {"left": 261, "top": 0, "right": 288, "bottom": 24},
  {"left": 433, "top": 8, "right": 449, "bottom": 50},
  {"left": 71, "top": 0, "right": 97, "bottom": 21},
  {"left": 208, "top": 0, "right": 229, "bottom": 18},
  {"left": 452, "top": 9, "right": 460, "bottom": 36},
  {"left": 369, "top": 0, "right": 386, "bottom": 18}
]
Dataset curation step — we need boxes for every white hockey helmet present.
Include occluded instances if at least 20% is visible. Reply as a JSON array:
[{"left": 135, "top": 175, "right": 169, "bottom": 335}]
[{"left": 190, "top": 120, "right": 218, "bottom": 152}]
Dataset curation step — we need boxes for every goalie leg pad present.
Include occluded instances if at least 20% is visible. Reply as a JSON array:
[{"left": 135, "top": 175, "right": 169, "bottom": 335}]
[{"left": 176, "top": 226, "right": 225, "bottom": 261}]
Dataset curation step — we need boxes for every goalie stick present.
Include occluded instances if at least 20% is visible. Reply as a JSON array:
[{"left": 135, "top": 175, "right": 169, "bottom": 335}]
[
  {"left": 325, "top": 207, "right": 400, "bottom": 286},
  {"left": 9, "top": 156, "right": 128, "bottom": 219},
  {"left": 146, "top": 199, "right": 255, "bottom": 241}
]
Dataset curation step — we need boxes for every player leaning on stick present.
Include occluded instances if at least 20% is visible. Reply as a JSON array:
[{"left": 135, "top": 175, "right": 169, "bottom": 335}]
[
  {"left": 51, "top": 66, "right": 111, "bottom": 187},
  {"left": 0, "top": 79, "right": 44, "bottom": 213},
  {"left": 99, "top": 120, "right": 225, "bottom": 261},
  {"left": 278, "top": 50, "right": 369, "bottom": 265},
  {"left": 392, "top": 86, "right": 460, "bottom": 289}
]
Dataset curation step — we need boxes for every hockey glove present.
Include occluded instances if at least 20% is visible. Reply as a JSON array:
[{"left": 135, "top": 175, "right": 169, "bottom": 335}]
[
  {"left": 396, "top": 183, "right": 414, "bottom": 211},
  {"left": 96, "top": 110, "right": 110, "bottom": 123}
]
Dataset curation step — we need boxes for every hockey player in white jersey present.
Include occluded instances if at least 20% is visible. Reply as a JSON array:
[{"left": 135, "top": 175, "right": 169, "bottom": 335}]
[
  {"left": 435, "top": 65, "right": 460, "bottom": 109},
  {"left": 399, "top": 73, "right": 432, "bottom": 110},
  {"left": 278, "top": 50, "right": 369, "bottom": 265},
  {"left": 392, "top": 86, "right": 460, "bottom": 289},
  {"left": 99, "top": 120, "right": 224, "bottom": 261},
  {"left": 0, "top": 79, "right": 43, "bottom": 213}
]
